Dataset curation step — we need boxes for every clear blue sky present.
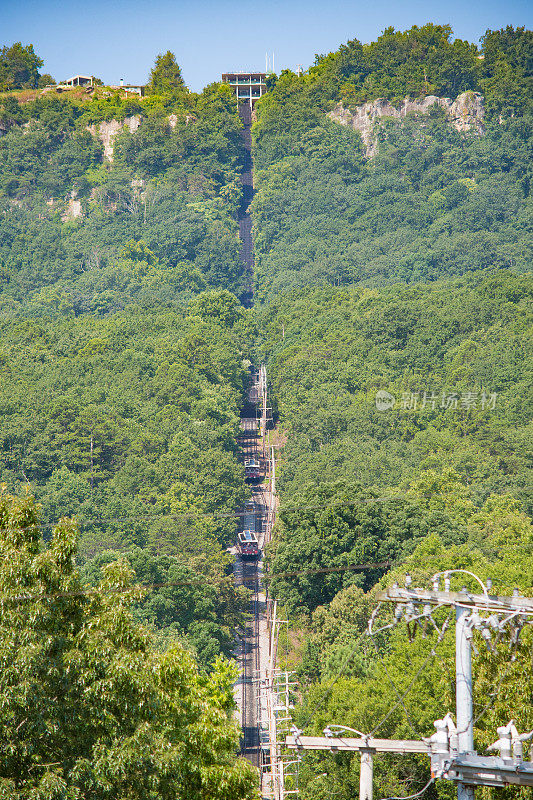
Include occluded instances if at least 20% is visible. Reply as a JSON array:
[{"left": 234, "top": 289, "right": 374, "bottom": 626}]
[{"left": 1, "top": 0, "right": 531, "bottom": 92}]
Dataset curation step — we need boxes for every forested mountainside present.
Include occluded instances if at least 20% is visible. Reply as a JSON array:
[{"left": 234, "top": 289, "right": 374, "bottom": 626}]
[
  {"left": 251, "top": 26, "right": 532, "bottom": 300},
  {"left": 0, "top": 58, "right": 256, "bottom": 662},
  {"left": 258, "top": 272, "right": 532, "bottom": 609},
  {"left": 252, "top": 24, "right": 533, "bottom": 800},
  {"left": 0, "top": 52, "right": 259, "bottom": 798},
  {"left": 0, "top": 22, "right": 531, "bottom": 800},
  {"left": 258, "top": 274, "right": 533, "bottom": 797},
  {"left": 0, "top": 291, "right": 255, "bottom": 665},
  {"left": 0, "top": 79, "right": 244, "bottom": 315}
]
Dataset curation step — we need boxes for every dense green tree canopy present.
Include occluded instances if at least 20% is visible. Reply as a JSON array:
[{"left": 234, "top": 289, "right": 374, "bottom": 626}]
[
  {"left": 0, "top": 42, "right": 43, "bottom": 90},
  {"left": 304, "top": 23, "right": 532, "bottom": 113},
  {"left": 251, "top": 28, "right": 532, "bottom": 800},
  {"left": 0, "top": 82, "right": 244, "bottom": 313},
  {"left": 251, "top": 64, "right": 531, "bottom": 300},
  {"left": 0, "top": 301, "right": 254, "bottom": 549},
  {"left": 147, "top": 51, "right": 186, "bottom": 94},
  {"left": 0, "top": 488, "right": 257, "bottom": 800}
]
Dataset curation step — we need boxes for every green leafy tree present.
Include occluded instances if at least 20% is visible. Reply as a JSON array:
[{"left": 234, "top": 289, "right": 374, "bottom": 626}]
[
  {"left": 188, "top": 289, "right": 247, "bottom": 327},
  {"left": 147, "top": 51, "right": 186, "bottom": 94},
  {"left": 82, "top": 545, "right": 250, "bottom": 667},
  {"left": 0, "top": 487, "right": 257, "bottom": 799},
  {"left": 37, "top": 73, "right": 55, "bottom": 87},
  {"left": 0, "top": 42, "right": 43, "bottom": 90}
]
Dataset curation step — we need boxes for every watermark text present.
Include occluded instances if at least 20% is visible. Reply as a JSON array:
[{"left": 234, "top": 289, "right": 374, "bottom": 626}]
[{"left": 375, "top": 389, "right": 497, "bottom": 412}]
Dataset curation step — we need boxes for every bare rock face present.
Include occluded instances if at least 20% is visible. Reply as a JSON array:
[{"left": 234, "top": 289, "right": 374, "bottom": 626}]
[
  {"left": 86, "top": 115, "right": 142, "bottom": 162},
  {"left": 328, "top": 92, "right": 484, "bottom": 157},
  {"left": 168, "top": 113, "right": 196, "bottom": 128},
  {"left": 448, "top": 91, "right": 485, "bottom": 132},
  {"left": 62, "top": 197, "right": 83, "bottom": 222}
]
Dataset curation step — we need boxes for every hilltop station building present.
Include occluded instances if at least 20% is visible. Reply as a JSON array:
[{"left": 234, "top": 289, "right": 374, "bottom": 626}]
[{"left": 222, "top": 72, "right": 267, "bottom": 108}]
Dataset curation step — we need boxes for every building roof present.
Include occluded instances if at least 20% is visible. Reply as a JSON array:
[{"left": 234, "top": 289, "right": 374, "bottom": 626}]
[{"left": 222, "top": 72, "right": 267, "bottom": 78}]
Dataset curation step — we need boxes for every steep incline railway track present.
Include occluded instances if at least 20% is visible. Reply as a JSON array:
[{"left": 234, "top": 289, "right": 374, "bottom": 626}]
[
  {"left": 233, "top": 363, "right": 275, "bottom": 785},
  {"left": 238, "top": 103, "right": 254, "bottom": 307},
  {"left": 233, "top": 104, "right": 269, "bottom": 778},
  {"left": 235, "top": 381, "right": 263, "bottom": 767}
]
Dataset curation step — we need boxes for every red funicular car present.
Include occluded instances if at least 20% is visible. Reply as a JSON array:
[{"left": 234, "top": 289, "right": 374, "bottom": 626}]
[
  {"left": 236, "top": 530, "right": 260, "bottom": 559},
  {"left": 244, "top": 457, "right": 261, "bottom": 482}
]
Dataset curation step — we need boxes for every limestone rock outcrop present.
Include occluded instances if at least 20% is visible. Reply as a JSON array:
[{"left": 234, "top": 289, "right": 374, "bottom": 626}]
[
  {"left": 328, "top": 92, "right": 484, "bottom": 157},
  {"left": 86, "top": 115, "right": 141, "bottom": 162},
  {"left": 62, "top": 195, "right": 83, "bottom": 222},
  {"left": 448, "top": 92, "right": 485, "bottom": 132}
]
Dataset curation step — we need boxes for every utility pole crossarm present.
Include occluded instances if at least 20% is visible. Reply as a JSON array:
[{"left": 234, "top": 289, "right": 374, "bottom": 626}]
[
  {"left": 285, "top": 736, "right": 430, "bottom": 754},
  {"left": 443, "top": 755, "right": 533, "bottom": 788},
  {"left": 376, "top": 587, "right": 533, "bottom": 614},
  {"left": 376, "top": 573, "right": 533, "bottom": 798}
]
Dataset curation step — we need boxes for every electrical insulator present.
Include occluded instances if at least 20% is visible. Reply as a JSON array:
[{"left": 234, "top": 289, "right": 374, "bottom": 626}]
[
  {"left": 469, "top": 610, "right": 481, "bottom": 627},
  {"left": 509, "top": 624, "right": 522, "bottom": 646},
  {"left": 444, "top": 574, "right": 451, "bottom": 592},
  {"left": 394, "top": 604, "right": 403, "bottom": 620},
  {"left": 405, "top": 574, "right": 412, "bottom": 588},
  {"left": 486, "top": 578, "right": 493, "bottom": 592}
]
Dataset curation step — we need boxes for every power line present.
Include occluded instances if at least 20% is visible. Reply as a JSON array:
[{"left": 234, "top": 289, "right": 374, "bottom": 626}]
[
  {"left": 367, "top": 614, "right": 452, "bottom": 738},
  {"left": 3, "top": 482, "right": 530, "bottom": 535},
  {"left": 368, "top": 632, "right": 424, "bottom": 738},
  {"left": 0, "top": 559, "right": 392, "bottom": 605},
  {"left": 298, "top": 608, "right": 452, "bottom": 741},
  {"left": 0, "top": 494, "right": 423, "bottom": 534},
  {"left": 381, "top": 776, "right": 435, "bottom": 800},
  {"left": 299, "top": 628, "right": 370, "bottom": 730},
  {"left": 457, "top": 644, "right": 520, "bottom": 736}
]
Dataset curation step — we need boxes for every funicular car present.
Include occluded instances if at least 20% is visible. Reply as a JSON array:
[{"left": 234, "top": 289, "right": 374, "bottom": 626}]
[
  {"left": 236, "top": 530, "right": 260, "bottom": 559},
  {"left": 244, "top": 457, "right": 261, "bottom": 482}
]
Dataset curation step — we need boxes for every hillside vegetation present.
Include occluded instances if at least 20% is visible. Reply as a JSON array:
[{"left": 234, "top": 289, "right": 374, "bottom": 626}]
[
  {"left": 0, "top": 24, "right": 531, "bottom": 800},
  {"left": 0, "top": 290, "right": 256, "bottom": 665},
  {"left": 0, "top": 48, "right": 261, "bottom": 798},
  {"left": 253, "top": 24, "right": 533, "bottom": 800},
  {"left": 0, "top": 489, "right": 257, "bottom": 800},
  {"left": 251, "top": 25, "right": 532, "bottom": 300},
  {"left": 259, "top": 273, "right": 532, "bottom": 610},
  {"left": 0, "top": 79, "right": 244, "bottom": 315}
]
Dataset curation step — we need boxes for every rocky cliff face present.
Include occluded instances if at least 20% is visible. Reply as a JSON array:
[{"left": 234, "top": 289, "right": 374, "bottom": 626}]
[
  {"left": 62, "top": 196, "right": 83, "bottom": 222},
  {"left": 328, "top": 92, "right": 485, "bottom": 157},
  {"left": 87, "top": 113, "right": 196, "bottom": 160},
  {"left": 86, "top": 115, "right": 142, "bottom": 162}
]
